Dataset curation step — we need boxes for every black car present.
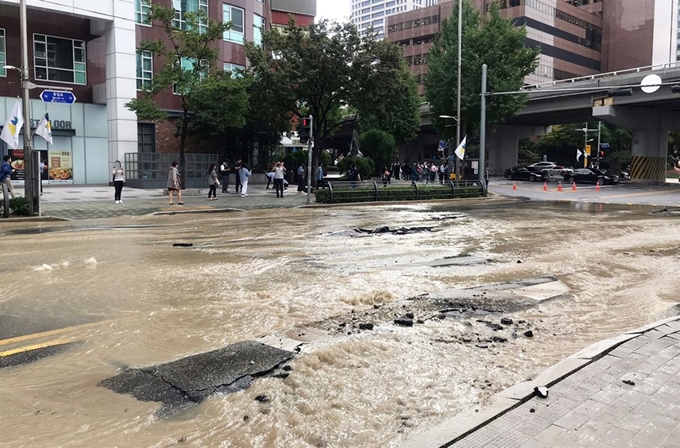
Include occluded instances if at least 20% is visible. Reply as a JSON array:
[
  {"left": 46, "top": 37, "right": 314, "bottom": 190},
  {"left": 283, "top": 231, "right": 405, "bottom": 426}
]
[
  {"left": 564, "top": 168, "right": 619, "bottom": 185},
  {"left": 504, "top": 166, "right": 549, "bottom": 182}
]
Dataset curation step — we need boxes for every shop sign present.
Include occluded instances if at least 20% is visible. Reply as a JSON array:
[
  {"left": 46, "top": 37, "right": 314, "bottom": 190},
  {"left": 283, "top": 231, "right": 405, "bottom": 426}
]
[{"left": 48, "top": 150, "right": 73, "bottom": 184}]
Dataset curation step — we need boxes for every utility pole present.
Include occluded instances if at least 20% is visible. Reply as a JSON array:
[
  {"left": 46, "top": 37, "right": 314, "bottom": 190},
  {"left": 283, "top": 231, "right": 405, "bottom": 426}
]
[
  {"left": 596, "top": 121, "right": 601, "bottom": 169},
  {"left": 455, "top": 0, "right": 462, "bottom": 181},
  {"left": 306, "top": 116, "right": 313, "bottom": 205},
  {"left": 480, "top": 64, "right": 487, "bottom": 195},
  {"left": 19, "top": 0, "right": 38, "bottom": 215}
]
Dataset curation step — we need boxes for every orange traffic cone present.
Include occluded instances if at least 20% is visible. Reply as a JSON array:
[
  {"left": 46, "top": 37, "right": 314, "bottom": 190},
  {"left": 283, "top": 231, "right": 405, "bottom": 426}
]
[
  {"left": 572, "top": 182, "right": 577, "bottom": 191},
  {"left": 595, "top": 181, "right": 601, "bottom": 192},
  {"left": 543, "top": 182, "right": 547, "bottom": 191},
  {"left": 512, "top": 182, "right": 517, "bottom": 190},
  {"left": 557, "top": 182, "right": 563, "bottom": 192}
]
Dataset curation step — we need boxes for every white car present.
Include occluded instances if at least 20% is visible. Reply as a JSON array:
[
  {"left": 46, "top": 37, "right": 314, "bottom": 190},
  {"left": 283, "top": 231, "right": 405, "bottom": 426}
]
[{"left": 528, "top": 162, "right": 572, "bottom": 179}]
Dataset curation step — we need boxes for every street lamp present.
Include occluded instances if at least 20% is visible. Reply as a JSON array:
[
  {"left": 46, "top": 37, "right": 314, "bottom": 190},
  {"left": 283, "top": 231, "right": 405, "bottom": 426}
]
[{"left": 438, "top": 115, "right": 458, "bottom": 121}]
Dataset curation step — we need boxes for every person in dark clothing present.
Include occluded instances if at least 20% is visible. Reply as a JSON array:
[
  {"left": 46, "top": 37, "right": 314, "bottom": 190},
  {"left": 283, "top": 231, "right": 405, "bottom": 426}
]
[
  {"left": 392, "top": 161, "right": 400, "bottom": 180},
  {"left": 233, "top": 159, "right": 242, "bottom": 193},
  {"left": 297, "top": 163, "right": 306, "bottom": 193}
]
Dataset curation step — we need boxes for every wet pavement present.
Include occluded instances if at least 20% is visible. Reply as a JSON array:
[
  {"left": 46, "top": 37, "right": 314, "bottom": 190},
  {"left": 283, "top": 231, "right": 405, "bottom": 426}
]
[
  {"left": 411, "top": 317, "right": 680, "bottom": 448},
  {"left": 1, "top": 196, "right": 680, "bottom": 447},
  {"left": 36, "top": 184, "right": 311, "bottom": 220}
]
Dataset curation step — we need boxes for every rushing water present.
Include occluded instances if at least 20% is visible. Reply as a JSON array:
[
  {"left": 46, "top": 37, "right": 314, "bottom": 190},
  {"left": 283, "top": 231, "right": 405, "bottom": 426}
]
[{"left": 1, "top": 201, "right": 679, "bottom": 447}]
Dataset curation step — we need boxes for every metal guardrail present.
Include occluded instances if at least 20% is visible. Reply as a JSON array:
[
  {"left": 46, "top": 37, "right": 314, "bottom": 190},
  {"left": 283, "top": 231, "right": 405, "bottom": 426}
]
[
  {"left": 523, "top": 61, "right": 680, "bottom": 90},
  {"left": 325, "top": 180, "right": 483, "bottom": 203},
  {"left": 2, "top": 182, "right": 9, "bottom": 218}
]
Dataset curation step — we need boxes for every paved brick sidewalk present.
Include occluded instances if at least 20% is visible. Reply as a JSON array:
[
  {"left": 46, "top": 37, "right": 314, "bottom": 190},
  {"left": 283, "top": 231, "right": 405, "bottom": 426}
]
[
  {"left": 450, "top": 320, "right": 680, "bottom": 448},
  {"left": 38, "top": 186, "right": 310, "bottom": 220}
]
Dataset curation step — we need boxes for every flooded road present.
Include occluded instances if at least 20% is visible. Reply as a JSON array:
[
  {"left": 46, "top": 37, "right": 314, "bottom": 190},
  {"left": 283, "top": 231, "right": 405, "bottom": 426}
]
[{"left": 1, "top": 201, "right": 679, "bottom": 447}]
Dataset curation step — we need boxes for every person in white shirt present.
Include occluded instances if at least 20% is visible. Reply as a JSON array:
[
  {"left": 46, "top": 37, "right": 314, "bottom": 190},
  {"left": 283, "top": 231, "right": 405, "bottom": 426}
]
[
  {"left": 273, "top": 161, "right": 286, "bottom": 198},
  {"left": 220, "top": 160, "right": 230, "bottom": 193},
  {"left": 239, "top": 163, "right": 251, "bottom": 197}
]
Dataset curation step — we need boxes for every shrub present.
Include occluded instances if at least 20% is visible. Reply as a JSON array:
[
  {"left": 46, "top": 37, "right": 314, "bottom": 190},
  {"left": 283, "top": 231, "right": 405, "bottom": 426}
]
[
  {"left": 9, "top": 197, "right": 31, "bottom": 216},
  {"left": 337, "top": 156, "right": 374, "bottom": 179},
  {"left": 315, "top": 184, "right": 482, "bottom": 204}
]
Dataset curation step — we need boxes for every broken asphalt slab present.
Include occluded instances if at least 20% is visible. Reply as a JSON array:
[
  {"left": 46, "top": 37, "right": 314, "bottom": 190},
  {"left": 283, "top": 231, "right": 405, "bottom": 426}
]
[{"left": 100, "top": 340, "right": 294, "bottom": 406}]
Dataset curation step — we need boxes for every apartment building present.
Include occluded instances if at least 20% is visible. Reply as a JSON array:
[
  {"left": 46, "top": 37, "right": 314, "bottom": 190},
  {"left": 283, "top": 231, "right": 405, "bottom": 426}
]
[
  {"left": 388, "top": 0, "right": 677, "bottom": 95},
  {"left": 0, "top": 0, "right": 314, "bottom": 185}
]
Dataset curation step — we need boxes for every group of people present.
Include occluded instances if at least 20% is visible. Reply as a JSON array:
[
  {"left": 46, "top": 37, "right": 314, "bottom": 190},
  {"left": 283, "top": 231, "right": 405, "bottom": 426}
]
[{"left": 381, "top": 160, "right": 449, "bottom": 184}]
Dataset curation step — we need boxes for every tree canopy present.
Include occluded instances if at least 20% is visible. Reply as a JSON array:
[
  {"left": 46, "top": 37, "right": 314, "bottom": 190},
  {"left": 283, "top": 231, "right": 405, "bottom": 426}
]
[
  {"left": 245, "top": 20, "right": 420, "bottom": 163},
  {"left": 425, "top": 1, "right": 540, "bottom": 140}
]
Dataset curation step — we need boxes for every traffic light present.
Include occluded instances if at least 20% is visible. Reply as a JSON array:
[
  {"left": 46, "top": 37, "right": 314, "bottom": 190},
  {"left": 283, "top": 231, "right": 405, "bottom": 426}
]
[
  {"left": 600, "top": 150, "right": 605, "bottom": 157},
  {"left": 299, "top": 117, "right": 312, "bottom": 144}
]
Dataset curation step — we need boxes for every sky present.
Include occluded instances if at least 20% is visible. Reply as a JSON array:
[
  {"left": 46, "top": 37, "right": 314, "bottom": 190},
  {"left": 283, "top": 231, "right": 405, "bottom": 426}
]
[{"left": 316, "top": 0, "right": 351, "bottom": 23}]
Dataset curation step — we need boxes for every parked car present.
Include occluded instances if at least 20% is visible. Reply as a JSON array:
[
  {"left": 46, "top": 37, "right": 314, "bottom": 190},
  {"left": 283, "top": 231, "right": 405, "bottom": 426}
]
[
  {"left": 564, "top": 168, "right": 619, "bottom": 185},
  {"left": 528, "top": 162, "right": 572, "bottom": 179},
  {"left": 504, "top": 166, "right": 549, "bottom": 182}
]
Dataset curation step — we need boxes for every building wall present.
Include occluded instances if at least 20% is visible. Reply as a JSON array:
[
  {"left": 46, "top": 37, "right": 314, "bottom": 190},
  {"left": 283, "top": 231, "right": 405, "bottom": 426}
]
[
  {"left": 0, "top": 0, "right": 136, "bottom": 185},
  {"left": 387, "top": 0, "right": 605, "bottom": 93},
  {"left": 351, "top": 0, "right": 427, "bottom": 40},
  {"left": 601, "top": 0, "right": 676, "bottom": 71}
]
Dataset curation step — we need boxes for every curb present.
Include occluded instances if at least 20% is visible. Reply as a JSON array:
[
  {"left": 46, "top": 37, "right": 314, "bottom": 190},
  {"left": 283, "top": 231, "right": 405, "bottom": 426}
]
[
  {"left": 0, "top": 216, "right": 70, "bottom": 223},
  {"left": 399, "top": 314, "right": 680, "bottom": 448},
  {"left": 150, "top": 207, "right": 246, "bottom": 216}
]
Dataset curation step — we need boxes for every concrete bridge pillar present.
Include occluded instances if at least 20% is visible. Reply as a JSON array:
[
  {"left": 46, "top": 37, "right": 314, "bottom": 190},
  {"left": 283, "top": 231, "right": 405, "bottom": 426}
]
[
  {"left": 487, "top": 125, "right": 549, "bottom": 176},
  {"left": 594, "top": 106, "right": 680, "bottom": 183}
]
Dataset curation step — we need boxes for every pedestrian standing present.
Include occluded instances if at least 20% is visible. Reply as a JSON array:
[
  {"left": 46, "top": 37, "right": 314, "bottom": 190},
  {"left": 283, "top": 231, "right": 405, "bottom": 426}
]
[
  {"left": 39, "top": 159, "right": 46, "bottom": 194},
  {"left": 220, "top": 159, "right": 230, "bottom": 193},
  {"left": 297, "top": 162, "right": 305, "bottom": 193},
  {"left": 439, "top": 163, "right": 445, "bottom": 183},
  {"left": 239, "top": 163, "right": 251, "bottom": 197},
  {"left": 0, "top": 155, "right": 15, "bottom": 199},
  {"left": 316, "top": 162, "right": 324, "bottom": 189},
  {"left": 167, "top": 161, "right": 184, "bottom": 205},
  {"left": 381, "top": 165, "right": 390, "bottom": 187},
  {"left": 112, "top": 160, "right": 125, "bottom": 203},
  {"left": 485, "top": 166, "right": 490, "bottom": 189},
  {"left": 207, "top": 163, "right": 219, "bottom": 200},
  {"left": 392, "top": 160, "right": 400, "bottom": 180},
  {"left": 233, "top": 159, "right": 242, "bottom": 193},
  {"left": 274, "top": 161, "right": 286, "bottom": 198}
]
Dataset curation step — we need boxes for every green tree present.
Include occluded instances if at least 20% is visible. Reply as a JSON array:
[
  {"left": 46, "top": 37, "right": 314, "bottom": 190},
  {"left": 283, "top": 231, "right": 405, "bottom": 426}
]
[
  {"left": 245, "top": 20, "right": 419, "bottom": 167},
  {"left": 359, "top": 129, "right": 396, "bottom": 175},
  {"left": 425, "top": 1, "right": 539, "bottom": 141},
  {"left": 355, "top": 40, "right": 420, "bottom": 146},
  {"left": 125, "top": 2, "right": 240, "bottom": 182}
]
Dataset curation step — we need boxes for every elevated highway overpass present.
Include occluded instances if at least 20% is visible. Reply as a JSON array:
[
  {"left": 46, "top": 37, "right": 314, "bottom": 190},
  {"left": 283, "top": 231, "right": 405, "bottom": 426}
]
[{"left": 419, "top": 62, "right": 680, "bottom": 183}]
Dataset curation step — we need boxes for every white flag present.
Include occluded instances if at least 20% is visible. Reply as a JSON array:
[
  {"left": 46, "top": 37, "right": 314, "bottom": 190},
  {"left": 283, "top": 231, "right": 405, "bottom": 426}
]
[
  {"left": 35, "top": 113, "right": 53, "bottom": 145},
  {"left": 576, "top": 149, "right": 583, "bottom": 161},
  {"left": 0, "top": 99, "right": 24, "bottom": 149},
  {"left": 454, "top": 136, "right": 467, "bottom": 161}
]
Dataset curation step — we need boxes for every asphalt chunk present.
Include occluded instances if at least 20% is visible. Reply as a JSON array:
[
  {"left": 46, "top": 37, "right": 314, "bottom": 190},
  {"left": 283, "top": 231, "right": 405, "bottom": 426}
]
[
  {"left": 100, "top": 341, "right": 294, "bottom": 406},
  {"left": 0, "top": 342, "right": 79, "bottom": 369}
]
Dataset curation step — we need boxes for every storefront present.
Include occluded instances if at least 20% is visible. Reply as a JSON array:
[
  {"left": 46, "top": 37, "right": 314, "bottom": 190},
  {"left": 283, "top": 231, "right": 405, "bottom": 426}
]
[{"left": 0, "top": 97, "right": 109, "bottom": 185}]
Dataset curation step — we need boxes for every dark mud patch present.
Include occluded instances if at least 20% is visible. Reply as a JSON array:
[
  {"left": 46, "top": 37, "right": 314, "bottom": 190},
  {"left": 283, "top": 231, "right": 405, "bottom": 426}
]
[{"left": 648, "top": 208, "right": 680, "bottom": 217}]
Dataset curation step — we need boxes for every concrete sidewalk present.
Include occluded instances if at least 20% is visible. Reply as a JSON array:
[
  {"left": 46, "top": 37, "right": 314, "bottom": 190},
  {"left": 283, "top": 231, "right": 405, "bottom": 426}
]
[
  {"left": 34, "top": 185, "right": 311, "bottom": 220},
  {"left": 403, "top": 316, "right": 680, "bottom": 448}
]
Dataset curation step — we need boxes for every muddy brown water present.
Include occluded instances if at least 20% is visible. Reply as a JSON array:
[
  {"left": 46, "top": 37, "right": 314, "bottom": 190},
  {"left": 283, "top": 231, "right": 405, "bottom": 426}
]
[{"left": 0, "top": 201, "right": 679, "bottom": 447}]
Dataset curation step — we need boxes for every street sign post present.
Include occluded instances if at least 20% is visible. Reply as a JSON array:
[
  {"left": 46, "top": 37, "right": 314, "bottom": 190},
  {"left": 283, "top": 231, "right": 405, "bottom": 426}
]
[{"left": 39, "top": 90, "right": 76, "bottom": 104}]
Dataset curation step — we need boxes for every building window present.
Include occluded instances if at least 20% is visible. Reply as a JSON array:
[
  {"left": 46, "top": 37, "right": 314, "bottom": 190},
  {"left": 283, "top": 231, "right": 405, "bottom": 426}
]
[
  {"left": 224, "top": 62, "right": 245, "bottom": 77},
  {"left": 253, "top": 14, "right": 265, "bottom": 47},
  {"left": 135, "top": 0, "right": 151, "bottom": 24},
  {"left": 223, "top": 4, "right": 245, "bottom": 44},
  {"left": 34, "top": 34, "right": 87, "bottom": 85},
  {"left": 0, "top": 29, "right": 5, "bottom": 77},
  {"left": 172, "top": 0, "right": 209, "bottom": 32},
  {"left": 137, "top": 123, "right": 156, "bottom": 153},
  {"left": 136, "top": 50, "right": 153, "bottom": 90}
]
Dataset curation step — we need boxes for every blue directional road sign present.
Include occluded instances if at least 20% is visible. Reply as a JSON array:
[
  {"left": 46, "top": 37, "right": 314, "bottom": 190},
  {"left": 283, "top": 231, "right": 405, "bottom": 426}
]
[
  {"left": 600, "top": 143, "right": 610, "bottom": 149},
  {"left": 40, "top": 90, "right": 77, "bottom": 104}
]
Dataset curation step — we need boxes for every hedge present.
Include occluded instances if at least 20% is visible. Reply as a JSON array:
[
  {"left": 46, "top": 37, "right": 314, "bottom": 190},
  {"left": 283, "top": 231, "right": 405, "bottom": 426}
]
[{"left": 315, "top": 184, "right": 482, "bottom": 204}]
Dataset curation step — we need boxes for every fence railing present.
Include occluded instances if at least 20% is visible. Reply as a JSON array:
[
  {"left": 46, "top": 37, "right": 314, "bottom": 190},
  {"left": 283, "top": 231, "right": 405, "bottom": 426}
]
[
  {"left": 124, "top": 153, "right": 219, "bottom": 189},
  {"left": 323, "top": 180, "right": 483, "bottom": 204}
]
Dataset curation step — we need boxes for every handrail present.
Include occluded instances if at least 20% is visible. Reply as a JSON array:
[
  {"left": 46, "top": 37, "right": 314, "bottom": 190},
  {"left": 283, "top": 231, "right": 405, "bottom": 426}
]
[
  {"left": 2, "top": 183, "right": 9, "bottom": 218},
  {"left": 522, "top": 61, "right": 680, "bottom": 90}
]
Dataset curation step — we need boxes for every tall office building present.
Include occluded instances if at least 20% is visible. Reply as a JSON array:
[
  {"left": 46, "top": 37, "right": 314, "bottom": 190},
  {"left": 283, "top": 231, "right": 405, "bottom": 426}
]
[
  {"left": 388, "top": 0, "right": 677, "bottom": 94},
  {"left": 0, "top": 0, "right": 315, "bottom": 186},
  {"left": 350, "top": 0, "right": 425, "bottom": 40}
]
